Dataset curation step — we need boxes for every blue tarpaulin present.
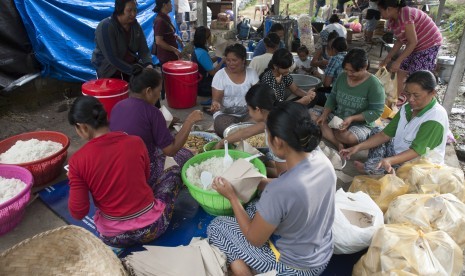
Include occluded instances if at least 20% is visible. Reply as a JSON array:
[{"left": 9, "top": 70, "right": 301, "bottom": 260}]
[{"left": 13, "top": 0, "right": 176, "bottom": 82}]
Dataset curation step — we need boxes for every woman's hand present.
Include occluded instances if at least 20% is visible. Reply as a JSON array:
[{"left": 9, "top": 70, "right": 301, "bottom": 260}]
[
  {"left": 339, "top": 116, "right": 354, "bottom": 130},
  {"left": 339, "top": 145, "right": 359, "bottom": 160},
  {"left": 376, "top": 158, "right": 394, "bottom": 174},
  {"left": 389, "top": 60, "right": 401, "bottom": 73},
  {"left": 174, "top": 48, "right": 182, "bottom": 59},
  {"left": 186, "top": 110, "right": 203, "bottom": 124},
  {"left": 212, "top": 177, "right": 237, "bottom": 200},
  {"left": 300, "top": 90, "right": 316, "bottom": 105},
  {"left": 315, "top": 114, "right": 327, "bottom": 126},
  {"left": 214, "top": 139, "right": 225, "bottom": 149},
  {"left": 210, "top": 100, "right": 221, "bottom": 113}
]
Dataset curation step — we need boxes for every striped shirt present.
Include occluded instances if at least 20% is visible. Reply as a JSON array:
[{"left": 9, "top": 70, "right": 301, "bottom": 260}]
[{"left": 388, "top": 6, "right": 442, "bottom": 52}]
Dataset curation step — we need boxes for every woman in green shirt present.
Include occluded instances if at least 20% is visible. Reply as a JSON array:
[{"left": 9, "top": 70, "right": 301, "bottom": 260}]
[{"left": 313, "top": 48, "right": 385, "bottom": 150}]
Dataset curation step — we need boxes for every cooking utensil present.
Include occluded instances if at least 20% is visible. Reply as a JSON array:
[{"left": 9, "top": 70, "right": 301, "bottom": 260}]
[
  {"left": 200, "top": 171, "right": 213, "bottom": 189},
  {"left": 244, "top": 153, "right": 262, "bottom": 162},
  {"left": 223, "top": 140, "right": 233, "bottom": 168}
]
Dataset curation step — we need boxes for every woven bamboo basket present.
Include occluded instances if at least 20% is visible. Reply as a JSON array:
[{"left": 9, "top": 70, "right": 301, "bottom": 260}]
[{"left": 0, "top": 225, "right": 127, "bottom": 275}]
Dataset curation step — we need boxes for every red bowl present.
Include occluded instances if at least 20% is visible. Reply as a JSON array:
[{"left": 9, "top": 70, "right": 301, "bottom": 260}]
[{"left": 0, "top": 131, "right": 70, "bottom": 186}]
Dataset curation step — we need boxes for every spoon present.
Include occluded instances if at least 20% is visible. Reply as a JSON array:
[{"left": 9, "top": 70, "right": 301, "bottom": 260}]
[
  {"left": 223, "top": 140, "right": 234, "bottom": 169},
  {"left": 200, "top": 171, "right": 213, "bottom": 189},
  {"left": 244, "top": 153, "right": 262, "bottom": 162}
]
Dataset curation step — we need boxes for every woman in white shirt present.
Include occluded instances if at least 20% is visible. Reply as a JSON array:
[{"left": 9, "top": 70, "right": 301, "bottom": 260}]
[{"left": 211, "top": 44, "right": 259, "bottom": 137}]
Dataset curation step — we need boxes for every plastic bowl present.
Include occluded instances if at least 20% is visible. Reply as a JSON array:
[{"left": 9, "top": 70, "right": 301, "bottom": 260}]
[
  {"left": 181, "top": 150, "right": 266, "bottom": 216},
  {"left": 203, "top": 141, "right": 235, "bottom": 152},
  {"left": 0, "top": 131, "right": 70, "bottom": 186},
  {"left": 0, "top": 165, "right": 33, "bottom": 235}
]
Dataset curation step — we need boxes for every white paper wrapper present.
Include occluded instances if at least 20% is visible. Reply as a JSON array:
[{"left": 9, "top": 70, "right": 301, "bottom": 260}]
[
  {"left": 160, "top": 105, "right": 173, "bottom": 128},
  {"left": 328, "top": 116, "right": 343, "bottom": 129}
]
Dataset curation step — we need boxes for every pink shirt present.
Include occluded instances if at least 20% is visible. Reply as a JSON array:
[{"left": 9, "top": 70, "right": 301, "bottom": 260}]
[{"left": 388, "top": 6, "right": 442, "bottom": 52}]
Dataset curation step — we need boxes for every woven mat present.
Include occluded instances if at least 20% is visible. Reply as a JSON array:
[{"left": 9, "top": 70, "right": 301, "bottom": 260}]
[{"left": 39, "top": 180, "right": 214, "bottom": 256}]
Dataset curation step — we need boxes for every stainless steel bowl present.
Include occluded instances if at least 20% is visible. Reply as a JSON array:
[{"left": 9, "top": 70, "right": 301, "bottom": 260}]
[{"left": 223, "top": 122, "right": 255, "bottom": 138}]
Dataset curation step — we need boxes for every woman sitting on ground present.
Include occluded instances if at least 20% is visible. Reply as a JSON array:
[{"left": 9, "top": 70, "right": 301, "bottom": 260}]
[
  {"left": 191, "top": 26, "right": 224, "bottom": 101},
  {"left": 210, "top": 43, "right": 259, "bottom": 137},
  {"left": 68, "top": 96, "right": 179, "bottom": 248},
  {"left": 249, "top": 32, "right": 281, "bottom": 76},
  {"left": 259, "top": 48, "right": 315, "bottom": 104},
  {"left": 313, "top": 48, "right": 385, "bottom": 150},
  {"left": 215, "top": 83, "right": 287, "bottom": 177},
  {"left": 340, "top": 70, "right": 449, "bottom": 174},
  {"left": 208, "top": 101, "right": 336, "bottom": 275},
  {"left": 110, "top": 65, "right": 203, "bottom": 187}
]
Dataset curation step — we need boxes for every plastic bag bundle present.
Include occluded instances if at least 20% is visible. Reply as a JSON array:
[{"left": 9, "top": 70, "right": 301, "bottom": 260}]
[
  {"left": 353, "top": 224, "right": 463, "bottom": 276},
  {"left": 297, "top": 15, "right": 314, "bottom": 54},
  {"left": 375, "top": 67, "right": 397, "bottom": 106},
  {"left": 333, "top": 189, "right": 384, "bottom": 254},
  {"left": 396, "top": 159, "right": 465, "bottom": 202},
  {"left": 349, "top": 174, "right": 409, "bottom": 212},
  {"left": 385, "top": 193, "right": 465, "bottom": 249}
]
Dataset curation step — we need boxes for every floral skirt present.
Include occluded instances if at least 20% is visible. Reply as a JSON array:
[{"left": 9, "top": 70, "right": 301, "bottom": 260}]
[{"left": 401, "top": 45, "right": 440, "bottom": 74}]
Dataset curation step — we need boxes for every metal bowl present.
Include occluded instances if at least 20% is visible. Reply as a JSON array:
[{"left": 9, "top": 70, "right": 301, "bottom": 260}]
[
  {"left": 223, "top": 122, "right": 256, "bottom": 138},
  {"left": 291, "top": 74, "right": 321, "bottom": 91}
]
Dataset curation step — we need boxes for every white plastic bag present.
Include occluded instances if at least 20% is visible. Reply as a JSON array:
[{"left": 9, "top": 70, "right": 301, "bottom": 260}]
[
  {"left": 385, "top": 193, "right": 465, "bottom": 250},
  {"left": 160, "top": 105, "right": 173, "bottom": 128},
  {"left": 333, "top": 189, "right": 384, "bottom": 254}
]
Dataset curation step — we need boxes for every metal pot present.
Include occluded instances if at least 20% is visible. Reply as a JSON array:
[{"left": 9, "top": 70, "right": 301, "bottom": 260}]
[{"left": 436, "top": 56, "right": 456, "bottom": 83}]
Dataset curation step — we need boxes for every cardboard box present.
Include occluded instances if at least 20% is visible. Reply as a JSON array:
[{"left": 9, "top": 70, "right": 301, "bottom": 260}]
[{"left": 210, "top": 20, "right": 234, "bottom": 30}]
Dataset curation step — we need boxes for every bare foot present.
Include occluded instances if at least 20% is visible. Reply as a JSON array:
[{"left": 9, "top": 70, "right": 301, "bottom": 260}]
[{"left": 354, "top": 161, "right": 367, "bottom": 174}]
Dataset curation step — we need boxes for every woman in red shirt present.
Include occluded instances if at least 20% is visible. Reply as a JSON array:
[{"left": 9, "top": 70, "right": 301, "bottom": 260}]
[{"left": 67, "top": 96, "right": 182, "bottom": 248}]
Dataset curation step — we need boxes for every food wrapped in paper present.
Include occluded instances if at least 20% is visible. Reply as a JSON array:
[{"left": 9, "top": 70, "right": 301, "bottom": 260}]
[
  {"left": 385, "top": 193, "right": 465, "bottom": 249},
  {"left": 353, "top": 224, "right": 463, "bottom": 276},
  {"left": 333, "top": 189, "right": 384, "bottom": 254},
  {"left": 328, "top": 116, "right": 344, "bottom": 129},
  {"left": 349, "top": 174, "right": 408, "bottom": 212},
  {"left": 222, "top": 159, "right": 265, "bottom": 203},
  {"left": 396, "top": 158, "right": 465, "bottom": 202},
  {"left": 235, "top": 140, "right": 261, "bottom": 156}
]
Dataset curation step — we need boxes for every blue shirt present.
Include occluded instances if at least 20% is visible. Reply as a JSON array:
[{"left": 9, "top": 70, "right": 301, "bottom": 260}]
[
  {"left": 325, "top": 51, "right": 347, "bottom": 87},
  {"left": 194, "top": 47, "right": 214, "bottom": 72},
  {"left": 252, "top": 39, "right": 285, "bottom": 58}
]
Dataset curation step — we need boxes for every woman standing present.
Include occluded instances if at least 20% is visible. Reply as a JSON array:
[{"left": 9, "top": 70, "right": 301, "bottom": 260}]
[
  {"left": 110, "top": 65, "right": 203, "bottom": 189},
  {"left": 378, "top": 0, "right": 442, "bottom": 98},
  {"left": 191, "top": 26, "right": 224, "bottom": 99},
  {"left": 153, "top": 0, "right": 182, "bottom": 106},
  {"left": 208, "top": 101, "right": 336, "bottom": 275},
  {"left": 259, "top": 48, "right": 315, "bottom": 104},
  {"left": 68, "top": 96, "right": 179, "bottom": 248},
  {"left": 92, "top": 0, "right": 153, "bottom": 81},
  {"left": 314, "top": 48, "right": 385, "bottom": 150},
  {"left": 210, "top": 44, "right": 259, "bottom": 137},
  {"left": 340, "top": 71, "right": 449, "bottom": 175}
]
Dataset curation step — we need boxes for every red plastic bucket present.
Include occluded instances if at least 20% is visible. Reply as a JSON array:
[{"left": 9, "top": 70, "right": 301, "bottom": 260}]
[
  {"left": 162, "top": 61, "right": 200, "bottom": 109},
  {"left": 81, "top": 78, "right": 129, "bottom": 119}
]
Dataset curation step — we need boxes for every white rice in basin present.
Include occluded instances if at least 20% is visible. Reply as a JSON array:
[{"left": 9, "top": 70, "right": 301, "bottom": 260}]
[
  {"left": 0, "top": 176, "right": 27, "bottom": 204},
  {"left": 0, "top": 139, "right": 63, "bottom": 164},
  {"left": 185, "top": 157, "right": 228, "bottom": 190}
]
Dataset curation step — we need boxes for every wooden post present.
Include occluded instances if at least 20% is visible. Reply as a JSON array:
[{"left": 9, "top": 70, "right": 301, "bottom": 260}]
[
  {"left": 435, "top": 0, "right": 446, "bottom": 26},
  {"left": 309, "top": 0, "right": 315, "bottom": 17},
  {"left": 442, "top": 28, "right": 465, "bottom": 115},
  {"left": 197, "top": 0, "right": 207, "bottom": 27},
  {"left": 274, "top": 0, "right": 280, "bottom": 15}
]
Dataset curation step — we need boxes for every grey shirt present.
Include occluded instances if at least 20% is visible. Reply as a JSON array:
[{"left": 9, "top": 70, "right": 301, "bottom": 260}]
[
  {"left": 257, "top": 149, "right": 336, "bottom": 269},
  {"left": 91, "top": 15, "right": 152, "bottom": 78}
]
